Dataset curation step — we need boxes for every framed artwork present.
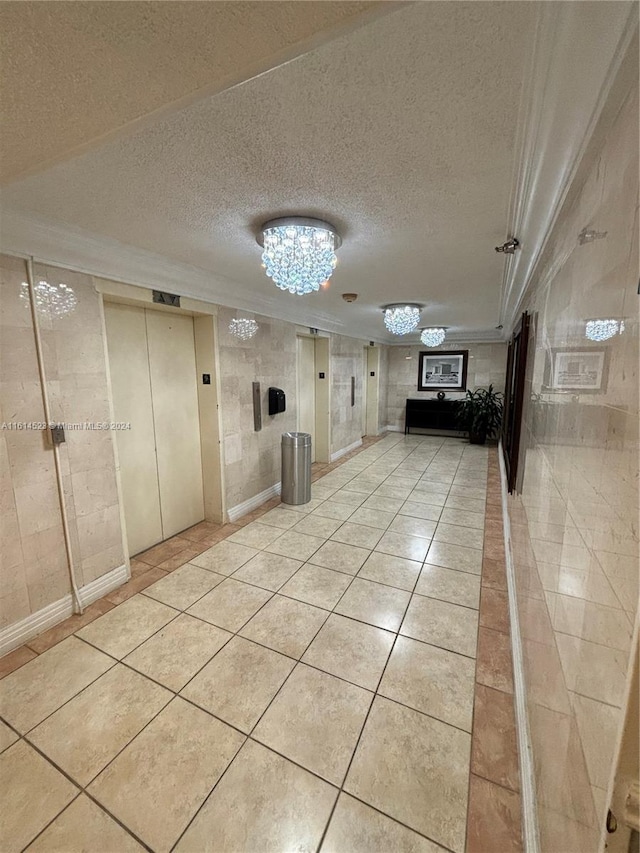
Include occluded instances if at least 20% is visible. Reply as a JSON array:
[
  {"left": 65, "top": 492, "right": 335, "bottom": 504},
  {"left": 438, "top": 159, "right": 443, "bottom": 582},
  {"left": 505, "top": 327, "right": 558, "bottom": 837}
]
[
  {"left": 544, "top": 348, "right": 608, "bottom": 392},
  {"left": 418, "top": 350, "right": 468, "bottom": 391}
]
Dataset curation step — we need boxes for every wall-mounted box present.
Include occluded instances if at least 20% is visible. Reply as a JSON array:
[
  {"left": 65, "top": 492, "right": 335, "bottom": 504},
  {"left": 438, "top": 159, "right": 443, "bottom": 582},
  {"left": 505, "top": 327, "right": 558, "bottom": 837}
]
[{"left": 268, "top": 387, "right": 286, "bottom": 415}]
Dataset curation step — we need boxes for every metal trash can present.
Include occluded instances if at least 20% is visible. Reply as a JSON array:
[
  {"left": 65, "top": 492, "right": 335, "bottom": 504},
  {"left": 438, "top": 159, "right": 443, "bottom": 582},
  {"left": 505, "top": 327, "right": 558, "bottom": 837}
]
[{"left": 281, "top": 432, "right": 312, "bottom": 505}]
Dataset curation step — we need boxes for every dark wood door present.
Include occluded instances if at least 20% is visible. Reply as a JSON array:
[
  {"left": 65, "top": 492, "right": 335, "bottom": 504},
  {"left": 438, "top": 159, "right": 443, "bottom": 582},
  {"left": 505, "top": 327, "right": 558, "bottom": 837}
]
[{"left": 502, "top": 311, "right": 530, "bottom": 493}]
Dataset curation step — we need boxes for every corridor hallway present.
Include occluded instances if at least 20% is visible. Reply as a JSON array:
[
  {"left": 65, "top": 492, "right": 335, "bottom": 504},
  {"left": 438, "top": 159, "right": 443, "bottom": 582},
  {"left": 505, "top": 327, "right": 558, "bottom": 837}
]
[{"left": 1, "top": 435, "right": 518, "bottom": 852}]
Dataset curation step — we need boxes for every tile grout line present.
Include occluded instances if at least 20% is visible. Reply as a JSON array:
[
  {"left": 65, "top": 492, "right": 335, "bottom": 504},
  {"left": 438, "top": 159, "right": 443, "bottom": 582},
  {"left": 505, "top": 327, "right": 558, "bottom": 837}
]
[{"left": 4, "top": 434, "right": 494, "bottom": 853}]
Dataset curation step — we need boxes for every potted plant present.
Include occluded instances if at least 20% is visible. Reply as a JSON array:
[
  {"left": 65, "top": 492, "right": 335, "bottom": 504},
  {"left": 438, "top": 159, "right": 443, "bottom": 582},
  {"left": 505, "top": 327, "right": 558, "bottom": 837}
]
[{"left": 455, "top": 384, "right": 504, "bottom": 445}]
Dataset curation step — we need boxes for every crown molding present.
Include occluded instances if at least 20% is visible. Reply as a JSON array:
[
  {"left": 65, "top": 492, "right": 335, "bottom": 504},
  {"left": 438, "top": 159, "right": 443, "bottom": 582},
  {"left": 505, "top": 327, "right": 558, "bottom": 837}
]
[
  {"left": 499, "top": 2, "right": 637, "bottom": 334},
  {"left": 0, "top": 208, "right": 391, "bottom": 343}
]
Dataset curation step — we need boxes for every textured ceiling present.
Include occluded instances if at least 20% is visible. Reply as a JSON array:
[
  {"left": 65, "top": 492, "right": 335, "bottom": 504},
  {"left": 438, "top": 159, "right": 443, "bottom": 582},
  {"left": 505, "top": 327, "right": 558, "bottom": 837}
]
[
  {"left": 0, "top": 0, "right": 385, "bottom": 182},
  {"left": 2, "top": 2, "right": 539, "bottom": 341}
]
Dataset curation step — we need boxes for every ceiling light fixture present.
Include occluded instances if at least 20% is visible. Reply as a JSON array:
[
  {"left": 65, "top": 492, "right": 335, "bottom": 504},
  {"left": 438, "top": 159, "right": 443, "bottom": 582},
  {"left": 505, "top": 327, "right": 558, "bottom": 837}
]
[
  {"left": 229, "top": 317, "right": 259, "bottom": 341},
  {"left": 382, "top": 304, "right": 422, "bottom": 335},
  {"left": 585, "top": 319, "right": 622, "bottom": 342},
  {"left": 257, "top": 217, "right": 341, "bottom": 295},
  {"left": 420, "top": 327, "right": 447, "bottom": 347}
]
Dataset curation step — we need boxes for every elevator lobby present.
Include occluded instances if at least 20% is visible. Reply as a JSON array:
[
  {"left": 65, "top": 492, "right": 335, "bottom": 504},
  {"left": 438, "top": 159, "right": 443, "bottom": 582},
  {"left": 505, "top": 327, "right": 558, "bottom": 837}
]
[{"left": 0, "top": 3, "right": 638, "bottom": 853}]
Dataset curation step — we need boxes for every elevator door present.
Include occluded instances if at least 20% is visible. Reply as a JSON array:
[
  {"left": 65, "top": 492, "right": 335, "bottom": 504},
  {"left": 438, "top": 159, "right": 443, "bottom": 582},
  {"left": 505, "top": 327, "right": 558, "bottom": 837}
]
[
  {"left": 105, "top": 303, "right": 204, "bottom": 555},
  {"left": 297, "top": 336, "right": 316, "bottom": 463}
]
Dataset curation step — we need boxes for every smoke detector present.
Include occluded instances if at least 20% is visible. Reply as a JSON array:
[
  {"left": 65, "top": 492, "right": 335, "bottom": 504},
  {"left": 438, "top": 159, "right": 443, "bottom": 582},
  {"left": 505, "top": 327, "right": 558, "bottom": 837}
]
[{"left": 342, "top": 293, "right": 358, "bottom": 303}]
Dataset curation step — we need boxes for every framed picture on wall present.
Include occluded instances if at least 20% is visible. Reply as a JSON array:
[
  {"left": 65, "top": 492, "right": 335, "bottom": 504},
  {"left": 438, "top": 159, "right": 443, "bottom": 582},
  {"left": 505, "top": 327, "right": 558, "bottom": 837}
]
[
  {"left": 544, "top": 348, "right": 608, "bottom": 392},
  {"left": 418, "top": 350, "right": 468, "bottom": 391}
]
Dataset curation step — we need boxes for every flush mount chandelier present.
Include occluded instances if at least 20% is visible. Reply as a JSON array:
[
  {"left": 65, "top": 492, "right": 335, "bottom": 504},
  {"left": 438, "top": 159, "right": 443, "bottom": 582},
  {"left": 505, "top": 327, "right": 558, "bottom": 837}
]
[
  {"left": 383, "top": 304, "right": 422, "bottom": 336},
  {"left": 20, "top": 279, "right": 77, "bottom": 317},
  {"left": 229, "top": 317, "right": 259, "bottom": 341},
  {"left": 420, "top": 327, "right": 447, "bottom": 347},
  {"left": 257, "top": 217, "right": 341, "bottom": 295},
  {"left": 585, "top": 318, "right": 623, "bottom": 342}
]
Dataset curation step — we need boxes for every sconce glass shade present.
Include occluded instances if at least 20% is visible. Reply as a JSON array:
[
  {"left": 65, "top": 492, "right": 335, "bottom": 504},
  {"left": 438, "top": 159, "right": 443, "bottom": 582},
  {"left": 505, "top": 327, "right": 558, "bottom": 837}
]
[{"left": 229, "top": 318, "right": 259, "bottom": 340}]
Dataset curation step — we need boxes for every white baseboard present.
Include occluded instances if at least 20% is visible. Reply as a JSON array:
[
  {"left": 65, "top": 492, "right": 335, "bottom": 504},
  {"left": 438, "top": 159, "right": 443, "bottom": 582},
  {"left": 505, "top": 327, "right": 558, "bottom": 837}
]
[
  {"left": 0, "top": 563, "right": 129, "bottom": 658},
  {"left": 330, "top": 438, "right": 363, "bottom": 462},
  {"left": 385, "top": 425, "right": 404, "bottom": 432},
  {"left": 227, "top": 482, "right": 281, "bottom": 523},
  {"left": 497, "top": 441, "right": 540, "bottom": 853}
]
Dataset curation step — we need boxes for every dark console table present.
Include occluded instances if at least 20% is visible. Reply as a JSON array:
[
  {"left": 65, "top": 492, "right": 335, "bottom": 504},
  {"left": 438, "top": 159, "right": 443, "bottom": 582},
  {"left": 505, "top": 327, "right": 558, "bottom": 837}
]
[{"left": 404, "top": 398, "right": 461, "bottom": 435}]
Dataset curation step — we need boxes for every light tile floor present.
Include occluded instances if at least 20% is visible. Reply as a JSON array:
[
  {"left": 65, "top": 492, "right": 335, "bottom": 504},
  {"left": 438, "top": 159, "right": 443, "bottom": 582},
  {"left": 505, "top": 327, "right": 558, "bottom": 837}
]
[{"left": 0, "top": 435, "right": 521, "bottom": 853}]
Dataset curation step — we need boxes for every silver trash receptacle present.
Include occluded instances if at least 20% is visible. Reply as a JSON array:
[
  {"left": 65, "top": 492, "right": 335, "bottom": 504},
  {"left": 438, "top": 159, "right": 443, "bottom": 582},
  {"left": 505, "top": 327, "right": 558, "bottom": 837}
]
[{"left": 281, "top": 432, "right": 312, "bottom": 505}]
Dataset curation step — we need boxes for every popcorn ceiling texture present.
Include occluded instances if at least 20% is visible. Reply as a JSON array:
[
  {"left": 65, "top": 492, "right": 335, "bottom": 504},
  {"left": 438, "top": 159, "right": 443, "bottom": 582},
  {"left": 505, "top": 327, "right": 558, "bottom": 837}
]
[
  {"left": 385, "top": 342, "right": 508, "bottom": 430},
  {"left": 0, "top": 1, "right": 379, "bottom": 181}
]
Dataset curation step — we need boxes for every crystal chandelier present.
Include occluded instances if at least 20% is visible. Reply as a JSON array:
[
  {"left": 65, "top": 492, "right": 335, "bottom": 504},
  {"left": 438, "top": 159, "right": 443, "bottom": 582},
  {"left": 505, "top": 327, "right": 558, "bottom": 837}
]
[
  {"left": 383, "top": 304, "right": 422, "bottom": 335},
  {"left": 420, "top": 327, "right": 446, "bottom": 347},
  {"left": 258, "top": 217, "right": 341, "bottom": 295},
  {"left": 21, "top": 279, "right": 77, "bottom": 317},
  {"left": 229, "top": 318, "right": 258, "bottom": 341},
  {"left": 585, "top": 319, "right": 621, "bottom": 342}
]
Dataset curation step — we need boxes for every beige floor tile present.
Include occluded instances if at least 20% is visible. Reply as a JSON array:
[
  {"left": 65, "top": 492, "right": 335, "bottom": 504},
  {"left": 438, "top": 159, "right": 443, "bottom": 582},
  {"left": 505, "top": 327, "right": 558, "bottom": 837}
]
[
  {"left": 331, "top": 522, "right": 384, "bottom": 549},
  {"left": 309, "top": 540, "right": 371, "bottom": 575},
  {"left": 449, "top": 484, "right": 486, "bottom": 500},
  {"left": 124, "top": 614, "right": 231, "bottom": 691},
  {"left": 388, "top": 514, "right": 437, "bottom": 539},
  {"left": 345, "top": 696, "right": 470, "bottom": 852},
  {"left": 264, "top": 530, "right": 326, "bottom": 561},
  {"left": 335, "top": 578, "right": 411, "bottom": 631},
  {"left": 254, "top": 663, "right": 372, "bottom": 785},
  {"left": 142, "top": 563, "right": 225, "bottom": 610},
  {"left": 89, "top": 698, "right": 244, "bottom": 853},
  {"left": 187, "top": 578, "right": 272, "bottom": 632},
  {"left": 232, "top": 551, "right": 302, "bottom": 591},
  {"left": 291, "top": 513, "right": 343, "bottom": 539},
  {"left": 302, "top": 613, "right": 394, "bottom": 690},
  {"left": 357, "top": 551, "right": 421, "bottom": 592},
  {"left": 279, "top": 564, "right": 353, "bottom": 609},
  {"left": 182, "top": 636, "right": 294, "bottom": 732},
  {"left": 0, "top": 720, "right": 18, "bottom": 753},
  {"left": 329, "top": 490, "right": 368, "bottom": 507},
  {"left": 175, "top": 739, "right": 337, "bottom": 852},
  {"left": 26, "top": 795, "right": 144, "bottom": 852},
  {"left": 445, "top": 495, "right": 486, "bottom": 514},
  {"left": 375, "top": 531, "right": 430, "bottom": 562},
  {"left": 189, "top": 540, "right": 258, "bottom": 575},
  {"left": 401, "top": 595, "right": 478, "bottom": 658},
  {"left": 416, "top": 564, "right": 481, "bottom": 609},
  {"left": 434, "top": 522, "right": 484, "bottom": 550},
  {"left": 362, "top": 495, "right": 405, "bottom": 513},
  {"left": 29, "top": 664, "right": 171, "bottom": 785},
  {"left": 0, "top": 636, "right": 113, "bottom": 733},
  {"left": 258, "top": 507, "right": 302, "bottom": 529},
  {"left": 240, "top": 595, "right": 328, "bottom": 658},
  {"left": 77, "top": 595, "right": 178, "bottom": 660},
  {"left": 379, "top": 635, "right": 475, "bottom": 731},
  {"left": 399, "top": 501, "right": 443, "bottom": 522},
  {"left": 311, "top": 500, "right": 356, "bottom": 521},
  {"left": 228, "top": 521, "right": 284, "bottom": 549},
  {"left": 348, "top": 507, "right": 396, "bottom": 530},
  {"left": 406, "top": 490, "right": 447, "bottom": 508},
  {"left": 375, "top": 483, "right": 414, "bottom": 499},
  {"left": 425, "top": 540, "right": 483, "bottom": 575},
  {"left": 322, "top": 793, "right": 445, "bottom": 853},
  {"left": 1, "top": 740, "right": 77, "bottom": 851}
]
